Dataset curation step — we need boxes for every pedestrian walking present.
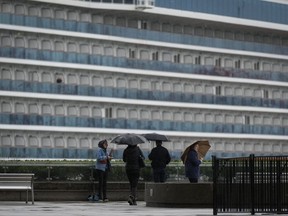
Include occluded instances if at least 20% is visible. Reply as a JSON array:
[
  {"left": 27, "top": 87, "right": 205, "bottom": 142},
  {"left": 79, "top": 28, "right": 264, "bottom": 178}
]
[
  {"left": 148, "top": 140, "right": 171, "bottom": 182},
  {"left": 183, "top": 142, "right": 203, "bottom": 183},
  {"left": 123, "top": 144, "right": 145, "bottom": 205}
]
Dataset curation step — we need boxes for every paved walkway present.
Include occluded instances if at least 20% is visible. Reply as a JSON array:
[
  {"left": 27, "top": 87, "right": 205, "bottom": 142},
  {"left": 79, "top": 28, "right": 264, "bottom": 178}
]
[{"left": 0, "top": 201, "right": 263, "bottom": 216}]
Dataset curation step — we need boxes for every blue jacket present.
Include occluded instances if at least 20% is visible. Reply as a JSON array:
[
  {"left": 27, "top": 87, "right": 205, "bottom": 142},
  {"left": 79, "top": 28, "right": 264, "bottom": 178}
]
[
  {"left": 95, "top": 147, "right": 109, "bottom": 171},
  {"left": 184, "top": 149, "right": 202, "bottom": 179}
]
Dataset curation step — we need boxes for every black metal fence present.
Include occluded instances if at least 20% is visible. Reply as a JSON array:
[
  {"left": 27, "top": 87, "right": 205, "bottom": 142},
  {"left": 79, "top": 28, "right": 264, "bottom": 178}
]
[{"left": 213, "top": 154, "right": 288, "bottom": 215}]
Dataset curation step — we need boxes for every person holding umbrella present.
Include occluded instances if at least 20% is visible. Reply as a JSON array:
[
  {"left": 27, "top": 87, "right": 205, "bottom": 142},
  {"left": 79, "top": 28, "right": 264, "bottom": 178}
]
[
  {"left": 183, "top": 142, "right": 203, "bottom": 183},
  {"left": 95, "top": 139, "right": 112, "bottom": 202},
  {"left": 148, "top": 140, "right": 171, "bottom": 183},
  {"left": 123, "top": 144, "right": 145, "bottom": 205}
]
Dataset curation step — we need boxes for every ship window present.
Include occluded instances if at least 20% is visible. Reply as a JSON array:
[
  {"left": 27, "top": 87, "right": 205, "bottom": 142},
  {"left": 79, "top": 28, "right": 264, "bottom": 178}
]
[
  {"left": 42, "top": 72, "right": 52, "bottom": 83},
  {"left": 128, "top": 19, "right": 137, "bottom": 28},
  {"left": 104, "top": 107, "right": 112, "bottom": 118},
  {"left": 91, "top": 14, "right": 102, "bottom": 23},
  {"left": 129, "top": 49, "right": 136, "bottom": 58},
  {"left": 92, "top": 76, "right": 102, "bottom": 86},
  {"left": 254, "top": 62, "right": 260, "bottom": 70},
  {"left": 41, "top": 8, "right": 51, "bottom": 18},
  {"left": 15, "top": 4, "right": 25, "bottom": 15},
  {"left": 92, "top": 107, "right": 102, "bottom": 117},
  {"left": 262, "top": 62, "right": 271, "bottom": 71},
  {"left": 195, "top": 113, "right": 202, "bottom": 122},
  {"left": 28, "top": 38, "right": 37, "bottom": 49},
  {"left": 15, "top": 135, "right": 25, "bottom": 147},
  {"left": 67, "top": 137, "right": 77, "bottom": 148},
  {"left": 140, "top": 50, "right": 149, "bottom": 60},
  {"left": 55, "top": 105, "right": 65, "bottom": 116},
  {"left": 104, "top": 15, "right": 113, "bottom": 25},
  {"left": 67, "top": 106, "right": 77, "bottom": 116},
  {"left": 15, "top": 37, "right": 25, "bottom": 47},
  {"left": 80, "top": 106, "right": 89, "bottom": 116},
  {"left": 129, "top": 109, "right": 138, "bottom": 119},
  {"left": 204, "top": 56, "right": 213, "bottom": 65},
  {"left": 225, "top": 115, "right": 233, "bottom": 123},
  {"left": 224, "top": 58, "right": 233, "bottom": 68},
  {"left": 1, "top": 135, "right": 12, "bottom": 146},
  {"left": 184, "top": 112, "right": 192, "bottom": 121},
  {"left": 80, "top": 138, "right": 89, "bottom": 148},
  {"left": 1, "top": 102, "right": 12, "bottom": 113},
  {"left": 67, "top": 74, "right": 77, "bottom": 84},
  {"left": 80, "top": 44, "right": 89, "bottom": 54},
  {"left": 195, "top": 56, "right": 201, "bottom": 65},
  {"left": 55, "top": 41, "right": 64, "bottom": 51},
  {"left": 2, "top": 36, "right": 11, "bottom": 47},
  {"left": 29, "top": 136, "right": 38, "bottom": 147},
  {"left": 215, "top": 58, "right": 221, "bottom": 67},
  {"left": 117, "top": 47, "right": 126, "bottom": 57},
  {"left": 42, "top": 40, "right": 51, "bottom": 50},
  {"left": 215, "top": 114, "right": 223, "bottom": 123},
  {"left": 29, "top": 103, "right": 38, "bottom": 114},
  {"left": 55, "top": 10, "right": 65, "bottom": 19},
  {"left": 117, "top": 108, "right": 126, "bottom": 118},
  {"left": 67, "top": 11, "right": 77, "bottom": 21},
  {"left": 1, "top": 3, "right": 11, "bottom": 13},
  {"left": 117, "top": 78, "right": 126, "bottom": 88},
  {"left": 244, "top": 60, "right": 252, "bottom": 69},
  {"left": 152, "top": 51, "right": 159, "bottom": 60},
  {"left": 184, "top": 55, "right": 192, "bottom": 64},
  {"left": 235, "top": 60, "right": 241, "bottom": 69},
  {"left": 263, "top": 89, "right": 269, "bottom": 99},
  {"left": 162, "top": 23, "right": 172, "bottom": 32},
  {"left": 254, "top": 116, "right": 262, "bottom": 125},
  {"left": 163, "top": 111, "right": 172, "bottom": 121},
  {"left": 152, "top": 110, "right": 160, "bottom": 120},
  {"left": 183, "top": 25, "right": 193, "bottom": 34},
  {"left": 55, "top": 137, "right": 64, "bottom": 148},
  {"left": 104, "top": 77, "right": 113, "bottom": 87},
  {"left": 140, "top": 110, "right": 149, "bottom": 119},
  {"left": 173, "top": 54, "right": 180, "bottom": 63},
  {"left": 67, "top": 42, "right": 77, "bottom": 52},
  {"left": 42, "top": 137, "right": 52, "bottom": 147},
  {"left": 244, "top": 115, "right": 250, "bottom": 125},
  {"left": 173, "top": 112, "right": 182, "bottom": 121},
  {"left": 104, "top": 46, "right": 113, "bottom": 56},
  {"left": 42, "top": 104, "right": 52, "bottom": 115},
  {"left": 92, "top": 45, "right": 102, "bottom": 55},
  {"left": 129, "top": 79, "right": 138, "bottom": 89},
  {"left": 116, "top": 17, "right": 126, "bottom": 27},
  {"left": 151, "top": 21, "right": 160, "bottom": 31},
  {"left": 162, "top": 52, "right": 171, "bottom": 62},
  {"left": 15, "top": 70, "right": 25, "bottom": 80},
  {"left": 80, "top": 13, "right": 91, "bottom": 22},
  {"left": 215, "top": 86, "right": 222, "bottom": 95},
  {"left": 80, "top": 75, "right": 89, "bottom": 85}
]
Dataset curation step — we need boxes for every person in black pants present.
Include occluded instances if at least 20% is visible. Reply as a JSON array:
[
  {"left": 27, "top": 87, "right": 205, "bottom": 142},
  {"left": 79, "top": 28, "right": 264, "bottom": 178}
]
[
  {"left": 95, "top": 139, "right": 112, "bottom": 202},
  {"left": 148, "top": 140, "right": 171, "bottom": 182},
  {"left": 123, "top": 144, "right": 145, "bottom": 205}
]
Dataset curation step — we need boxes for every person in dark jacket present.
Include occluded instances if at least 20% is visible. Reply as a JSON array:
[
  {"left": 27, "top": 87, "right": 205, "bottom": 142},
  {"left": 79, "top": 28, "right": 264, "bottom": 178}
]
[
  {"left": 123, "top": 144, "right": 145, "bottom": 205},
  {"left": 148, "top": 140, "right": 171, "bottom": 183},
  {"left": 184, "top": 143, "right": 203, "bottom": 183},
  {"left": 95, "top": 139, "right": 112, "bottom": 202}
]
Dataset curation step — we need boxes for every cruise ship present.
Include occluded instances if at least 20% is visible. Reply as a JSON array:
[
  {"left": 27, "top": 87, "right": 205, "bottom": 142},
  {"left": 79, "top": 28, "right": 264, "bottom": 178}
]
[{"left": 0, "top": 0, "right": 287, "bottom": 160}]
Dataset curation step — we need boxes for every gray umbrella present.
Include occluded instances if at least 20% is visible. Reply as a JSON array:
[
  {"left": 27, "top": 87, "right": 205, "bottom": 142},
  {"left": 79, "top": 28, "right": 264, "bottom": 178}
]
[
  {"left": 142, "top": 133, "right": 169, "bottom": 142},
  {"left": 110, "top": 133, "right": 148, "bottom": 146}
]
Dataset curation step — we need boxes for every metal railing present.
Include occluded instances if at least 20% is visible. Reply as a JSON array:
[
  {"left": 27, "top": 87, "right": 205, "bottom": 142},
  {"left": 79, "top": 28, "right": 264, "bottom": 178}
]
[{"left": 213, "top": 154, "right": 288, "bottom": 215}]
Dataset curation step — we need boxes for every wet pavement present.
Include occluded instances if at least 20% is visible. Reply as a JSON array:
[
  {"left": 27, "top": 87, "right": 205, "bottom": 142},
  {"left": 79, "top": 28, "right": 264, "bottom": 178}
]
[{"left": 0, "top": 201, "right": 264, "bottom": 216}]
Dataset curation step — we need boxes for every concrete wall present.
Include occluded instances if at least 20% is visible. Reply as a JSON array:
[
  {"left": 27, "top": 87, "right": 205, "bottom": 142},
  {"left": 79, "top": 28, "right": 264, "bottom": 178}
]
[
  {"left": 145, "top": 182, "right": 213, "bottom": 208},
  {"left": 0, "top": 181, "right": 145, "bottom": 202}
]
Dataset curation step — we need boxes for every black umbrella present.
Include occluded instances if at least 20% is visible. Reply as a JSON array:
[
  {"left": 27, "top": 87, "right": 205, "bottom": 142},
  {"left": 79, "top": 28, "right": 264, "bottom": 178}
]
[
  {"left": 142, "top": 133, "right": 169, "bottom": 142},
  {"left": 110, "top": 133, "right": 148, "bottom": 146}
]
